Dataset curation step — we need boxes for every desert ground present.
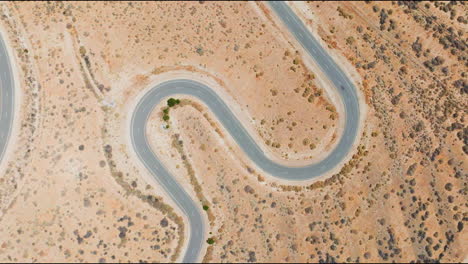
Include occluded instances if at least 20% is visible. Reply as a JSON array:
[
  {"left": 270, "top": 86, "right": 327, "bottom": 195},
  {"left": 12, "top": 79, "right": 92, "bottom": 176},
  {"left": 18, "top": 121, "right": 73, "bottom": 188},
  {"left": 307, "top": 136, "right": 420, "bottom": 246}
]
[{"left": 0, "top": 1, "right": 466, "bottom": 263}]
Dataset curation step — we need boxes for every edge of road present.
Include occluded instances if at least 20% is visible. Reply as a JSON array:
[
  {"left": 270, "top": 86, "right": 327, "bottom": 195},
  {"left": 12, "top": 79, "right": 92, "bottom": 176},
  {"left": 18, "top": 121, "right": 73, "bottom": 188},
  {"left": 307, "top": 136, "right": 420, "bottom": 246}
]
[
  {"left": 128, "top": 2, "right": 366, "bottom": 263},
  {"left": 0, "top": 28, "right": 21, "bottom": 176},
  {"left": 266, "top": 1, "right": 368, "bottom": 182}
]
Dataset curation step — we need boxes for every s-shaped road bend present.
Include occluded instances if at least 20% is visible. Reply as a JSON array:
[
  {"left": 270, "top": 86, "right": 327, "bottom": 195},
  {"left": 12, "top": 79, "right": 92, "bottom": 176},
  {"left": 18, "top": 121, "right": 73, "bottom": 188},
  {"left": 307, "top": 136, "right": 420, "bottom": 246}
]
[
  {"left": 130, "top": 2, "right": 361, "bottom": 263},
  {"left": 0, "top": 32, "right": 15, "bottom": 172}
]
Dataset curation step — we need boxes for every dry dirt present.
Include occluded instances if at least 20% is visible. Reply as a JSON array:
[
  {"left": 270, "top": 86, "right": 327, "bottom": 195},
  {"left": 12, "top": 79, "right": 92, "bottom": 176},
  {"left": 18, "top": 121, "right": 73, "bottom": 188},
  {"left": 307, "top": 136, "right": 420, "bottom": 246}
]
[{"left": 0, "top": 1, "right": 466, "bottom": 263}]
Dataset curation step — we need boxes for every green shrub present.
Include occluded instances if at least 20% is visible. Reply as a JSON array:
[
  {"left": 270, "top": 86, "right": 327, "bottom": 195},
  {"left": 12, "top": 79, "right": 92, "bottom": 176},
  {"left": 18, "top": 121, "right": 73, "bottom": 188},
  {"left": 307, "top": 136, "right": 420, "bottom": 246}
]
[{"left": 167, "top": 98, "right": 180, "bottom": 107}]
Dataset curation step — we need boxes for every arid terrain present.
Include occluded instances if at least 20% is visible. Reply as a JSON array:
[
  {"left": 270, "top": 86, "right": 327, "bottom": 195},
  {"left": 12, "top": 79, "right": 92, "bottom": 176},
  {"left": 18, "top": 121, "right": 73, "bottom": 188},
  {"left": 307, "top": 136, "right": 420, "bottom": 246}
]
[{"left": 0, "top": 1, "right": 466, "bottom": 263}]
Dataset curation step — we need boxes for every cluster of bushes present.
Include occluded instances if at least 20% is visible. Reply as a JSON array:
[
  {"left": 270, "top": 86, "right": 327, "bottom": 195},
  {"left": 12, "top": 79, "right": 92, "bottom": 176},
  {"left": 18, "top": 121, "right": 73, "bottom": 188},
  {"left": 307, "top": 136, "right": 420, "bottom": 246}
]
[
  {"left": 423, "top": 56, "right": 445, "bottom": 72},
  {"left": 162, "top": 98, "right": 181, "bottom": 122},
  {"left": 408, "top": 3, "right": 466, "bottom": 62}
]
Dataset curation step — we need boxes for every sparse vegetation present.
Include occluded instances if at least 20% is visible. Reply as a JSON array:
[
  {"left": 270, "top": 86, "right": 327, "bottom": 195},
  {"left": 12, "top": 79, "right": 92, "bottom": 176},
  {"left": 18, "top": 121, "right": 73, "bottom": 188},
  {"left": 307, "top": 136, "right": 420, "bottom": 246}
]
[{"left": 162, "top": 98, "right": 181, "bottom": 122}]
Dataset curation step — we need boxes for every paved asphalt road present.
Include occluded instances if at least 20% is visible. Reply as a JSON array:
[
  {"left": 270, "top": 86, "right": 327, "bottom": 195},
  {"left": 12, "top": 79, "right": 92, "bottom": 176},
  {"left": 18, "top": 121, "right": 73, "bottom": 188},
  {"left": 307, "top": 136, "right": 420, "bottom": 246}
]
[
  {"left": 131, "top": 1, "right": 360, "bottom": 263},
  {"left": 0, "top": 33, "right": 14, "bottom": 169}
]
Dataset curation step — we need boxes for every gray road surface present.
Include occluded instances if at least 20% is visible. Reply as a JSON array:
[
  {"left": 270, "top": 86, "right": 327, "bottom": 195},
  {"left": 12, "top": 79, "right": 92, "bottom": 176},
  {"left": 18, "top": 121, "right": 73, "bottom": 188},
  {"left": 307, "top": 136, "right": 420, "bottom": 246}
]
[
  {"left": 0, "top": 33, "right": 14, "bottom": 170},
  {"left": 131, "top": 2, "right": 360, "bottom": 263}
]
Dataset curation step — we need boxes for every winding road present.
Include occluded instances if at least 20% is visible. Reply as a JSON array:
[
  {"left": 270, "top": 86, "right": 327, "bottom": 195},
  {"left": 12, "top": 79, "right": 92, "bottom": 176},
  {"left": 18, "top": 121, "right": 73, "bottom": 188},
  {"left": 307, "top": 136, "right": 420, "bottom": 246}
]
[
  {"left": 0, "top": 32, "right": 15, "bottom": 171},
  {"left": 131, "top": 1, "right": 362, "bottom": 263}
]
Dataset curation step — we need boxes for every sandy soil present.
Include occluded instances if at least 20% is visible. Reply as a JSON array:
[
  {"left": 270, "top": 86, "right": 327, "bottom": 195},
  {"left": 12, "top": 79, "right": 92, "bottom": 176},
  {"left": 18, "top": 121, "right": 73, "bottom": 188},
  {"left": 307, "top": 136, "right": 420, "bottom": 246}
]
[
  {"left": 0, "top": 1, "right": 339, "bottom": 262},
  {"left": 0, "top": 1, "right": 465, "bottom": 263}
]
